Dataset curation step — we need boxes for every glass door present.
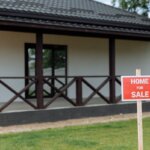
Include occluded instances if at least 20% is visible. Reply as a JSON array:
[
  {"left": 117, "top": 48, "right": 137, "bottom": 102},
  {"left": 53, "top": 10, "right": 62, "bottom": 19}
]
[
  {"left": 42, "top": 48, "right": 54, "bottom": 97},
  {"left": 25, "top": 44, "right": 67, "bottom": 98}
]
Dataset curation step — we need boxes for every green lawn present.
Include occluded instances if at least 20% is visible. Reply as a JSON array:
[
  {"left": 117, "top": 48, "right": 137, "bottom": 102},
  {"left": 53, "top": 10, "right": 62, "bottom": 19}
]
[{"left": 0, "top": 118, "right": 150, "bottom": 150}]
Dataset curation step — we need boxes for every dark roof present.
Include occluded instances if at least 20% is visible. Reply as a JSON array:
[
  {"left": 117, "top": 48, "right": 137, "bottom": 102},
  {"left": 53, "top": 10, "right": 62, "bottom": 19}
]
[{"left": 0, "top": 0, "right": 149, "bottom": 38}]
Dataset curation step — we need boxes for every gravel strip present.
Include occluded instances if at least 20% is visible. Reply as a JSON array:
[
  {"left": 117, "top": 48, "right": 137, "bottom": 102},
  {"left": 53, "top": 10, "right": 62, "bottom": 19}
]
[{"left": 0, "top": 112, "right": 150, "bottom": 134}]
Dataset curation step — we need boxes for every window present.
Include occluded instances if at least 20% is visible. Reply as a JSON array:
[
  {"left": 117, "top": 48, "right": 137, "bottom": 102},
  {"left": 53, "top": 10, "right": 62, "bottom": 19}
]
[{"left": 25, "top": 43, "right": 67, "bottom": 98}]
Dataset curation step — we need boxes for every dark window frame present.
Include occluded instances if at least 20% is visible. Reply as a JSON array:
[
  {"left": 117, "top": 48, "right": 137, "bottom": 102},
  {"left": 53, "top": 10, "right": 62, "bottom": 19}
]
[{"left": 25, "top": 43, "right": 68, "bottom": 99}]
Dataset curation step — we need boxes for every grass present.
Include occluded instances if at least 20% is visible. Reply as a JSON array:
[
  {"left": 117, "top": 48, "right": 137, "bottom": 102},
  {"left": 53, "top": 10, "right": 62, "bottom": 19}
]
[{"left": 0, "top": 118, "right": 150, "bottom": 150}]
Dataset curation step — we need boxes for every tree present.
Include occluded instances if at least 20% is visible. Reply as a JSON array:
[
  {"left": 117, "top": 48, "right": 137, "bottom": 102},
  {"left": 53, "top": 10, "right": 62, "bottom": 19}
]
[{"left": 112, "top": 0, "right": 150, "bottom": 17}]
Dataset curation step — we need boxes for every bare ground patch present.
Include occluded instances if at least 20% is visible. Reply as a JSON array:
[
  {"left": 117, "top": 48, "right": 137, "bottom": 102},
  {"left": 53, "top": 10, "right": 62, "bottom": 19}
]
[{"left": 0, "top": 112, "right": 150, "bottom": 134}]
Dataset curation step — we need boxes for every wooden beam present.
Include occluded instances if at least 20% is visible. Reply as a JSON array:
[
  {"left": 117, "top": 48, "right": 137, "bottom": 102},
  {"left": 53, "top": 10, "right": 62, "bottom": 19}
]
[
  {"left": 76, "top": 77, "right": 83, "bottom": 106},
  {"left": 0, "top": 21, "right": 150, "bottom": 41},
  {"left": 109, "top": 38, "right": 116, "bottom": 103},
  {"left": 36, "top": 32, "right": 44, "bottom": 108}
]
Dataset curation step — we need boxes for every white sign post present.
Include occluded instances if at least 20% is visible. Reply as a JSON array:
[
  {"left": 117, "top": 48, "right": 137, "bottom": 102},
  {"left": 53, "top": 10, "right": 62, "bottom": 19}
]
[
  {"left": 136, "top": 69, "right": 143, "bottom": 150},
  {"left": 121, "top": 69, "right": 150, "bottom": 150}
]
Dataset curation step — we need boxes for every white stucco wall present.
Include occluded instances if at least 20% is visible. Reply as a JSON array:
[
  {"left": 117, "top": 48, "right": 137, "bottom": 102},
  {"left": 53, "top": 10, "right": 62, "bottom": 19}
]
[
  {"left": 116, "top": 40, "right": 150, "bottom": 75},
  {"left": 0, "top": 31, "right": 35, "bottom": 102},
  {"left": 44, "top": 34, "right": 109, "bottom": 76},
  {"left": 0, "top": 31, "right": 150, "bottom": 102},
  {"left": 115, "top": 40, "right": 150, "bottom": 96}
]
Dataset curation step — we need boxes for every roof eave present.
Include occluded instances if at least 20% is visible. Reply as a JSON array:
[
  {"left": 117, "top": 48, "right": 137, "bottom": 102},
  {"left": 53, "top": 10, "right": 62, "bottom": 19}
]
[
  {"left": 0, "top": 19, "right": 150, "bottom": 41},
  {"left": 0, "top": 9, "right": 149, "bottom": 31}
]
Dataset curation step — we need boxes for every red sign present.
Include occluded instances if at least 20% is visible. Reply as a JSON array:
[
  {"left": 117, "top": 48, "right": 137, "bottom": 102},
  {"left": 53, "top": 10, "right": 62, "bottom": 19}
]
[{"left": 121, "top": 76, "right": 150, "bottom": 101}]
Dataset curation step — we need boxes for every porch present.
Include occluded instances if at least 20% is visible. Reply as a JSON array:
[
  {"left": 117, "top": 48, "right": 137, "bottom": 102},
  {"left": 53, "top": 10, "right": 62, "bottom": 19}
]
[{"left": 0, "top": 30, "right": 150, "bottom": 113}]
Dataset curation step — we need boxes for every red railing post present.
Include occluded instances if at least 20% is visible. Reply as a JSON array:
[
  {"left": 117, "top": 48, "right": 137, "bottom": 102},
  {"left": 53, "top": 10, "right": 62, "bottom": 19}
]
[{"left": 76, "top": 77, "right": 83, "bottom": 106}]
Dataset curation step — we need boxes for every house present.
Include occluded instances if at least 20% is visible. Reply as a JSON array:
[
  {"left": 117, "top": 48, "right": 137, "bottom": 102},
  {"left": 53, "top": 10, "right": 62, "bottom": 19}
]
[{"left": 0, "top": 0, "right": 150, "bottom": 125}]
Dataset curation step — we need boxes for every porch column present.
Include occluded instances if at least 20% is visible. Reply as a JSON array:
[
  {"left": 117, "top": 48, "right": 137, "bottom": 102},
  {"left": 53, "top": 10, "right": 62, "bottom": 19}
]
[
  {"left": 36, "top": 32, "right": 44, "bottom": 108},
  {"left": 109, "top": 38, "right": 116, "bottom": 103}
]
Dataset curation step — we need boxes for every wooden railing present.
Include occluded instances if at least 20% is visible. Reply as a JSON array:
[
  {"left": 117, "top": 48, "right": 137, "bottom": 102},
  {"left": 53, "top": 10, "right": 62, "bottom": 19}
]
[
  {"left": 43, "top": 76, "right": 111, "bottom": 108},
  {"left": 0, "top": 77, "right": 37, "bottom": 112},
  {"left": 115, "top": 76, "right": 122, "bottom": 102},
  {"left": 0, "top": 75, "right": 121, "bottom": 112}
]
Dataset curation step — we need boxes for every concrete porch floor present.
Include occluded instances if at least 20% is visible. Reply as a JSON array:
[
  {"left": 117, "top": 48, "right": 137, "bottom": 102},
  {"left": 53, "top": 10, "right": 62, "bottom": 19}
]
[{"left": 0, "top": 97, "right": 107, "bottom": 112}]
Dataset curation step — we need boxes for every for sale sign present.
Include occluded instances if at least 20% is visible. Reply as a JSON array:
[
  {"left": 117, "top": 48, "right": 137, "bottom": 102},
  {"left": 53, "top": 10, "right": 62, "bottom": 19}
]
[{"left": 121, "top": 76, "right": 150, "bottom": 101}]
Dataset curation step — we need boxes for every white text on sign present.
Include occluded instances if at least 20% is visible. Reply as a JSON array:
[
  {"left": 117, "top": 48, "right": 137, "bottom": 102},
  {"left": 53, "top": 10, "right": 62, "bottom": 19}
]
[
  {"left": 130, "top": 79, "right": 149, "bottom": 84},
  {"left": 131, "top": 91, "right": 149, "bottom": 98},
  {"left": 131, "top": 79, "right": 149, "bottom": 98}
]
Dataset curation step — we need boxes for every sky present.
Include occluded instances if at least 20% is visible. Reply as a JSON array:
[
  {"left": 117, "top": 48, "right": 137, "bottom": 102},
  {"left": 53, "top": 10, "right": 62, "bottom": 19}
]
[
  {"left": 96, "top": 0, "right": 150, "bottom": 17},
  {"left": 95, "top": 0, "right": 112, "bottom": 6}
]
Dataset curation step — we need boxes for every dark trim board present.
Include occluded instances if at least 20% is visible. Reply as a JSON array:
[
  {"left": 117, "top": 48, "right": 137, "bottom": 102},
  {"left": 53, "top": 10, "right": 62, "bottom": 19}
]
[
  {"left": 0, "top": 102, "right": 150, "bottom": 126},
  {"left": 0, "top": 22, "right": 150, "bottom": 41}
]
